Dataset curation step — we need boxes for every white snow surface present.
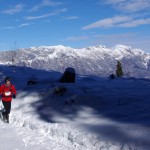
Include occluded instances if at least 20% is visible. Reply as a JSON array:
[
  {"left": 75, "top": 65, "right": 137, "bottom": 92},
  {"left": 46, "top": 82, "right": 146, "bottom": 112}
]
[{"left": 0, "top": 65, "right": 150, "bottom": 150}]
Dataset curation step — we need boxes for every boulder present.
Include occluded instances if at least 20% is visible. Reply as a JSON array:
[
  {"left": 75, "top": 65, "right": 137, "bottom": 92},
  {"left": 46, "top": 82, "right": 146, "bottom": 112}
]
[{"left": 59, "top": 67, "right": 76, "bottom": 83}]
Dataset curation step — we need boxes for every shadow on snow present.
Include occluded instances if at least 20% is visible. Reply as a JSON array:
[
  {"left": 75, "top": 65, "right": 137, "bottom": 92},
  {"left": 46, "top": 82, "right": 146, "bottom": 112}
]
[{"left": 1, "top": 64, "right": 150, "bottom": 148}]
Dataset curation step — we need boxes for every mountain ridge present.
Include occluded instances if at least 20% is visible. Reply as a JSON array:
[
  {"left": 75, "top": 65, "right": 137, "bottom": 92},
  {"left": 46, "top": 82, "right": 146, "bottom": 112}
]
[{"left": 0, "top": 44, "right": 150, "bottom": 78}]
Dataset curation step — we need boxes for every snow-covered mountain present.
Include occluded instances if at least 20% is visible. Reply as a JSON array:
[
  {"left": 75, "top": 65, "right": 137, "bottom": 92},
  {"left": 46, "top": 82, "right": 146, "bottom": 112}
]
[{"left": 0, "top": 44, "right": 150, "bottom": 78}]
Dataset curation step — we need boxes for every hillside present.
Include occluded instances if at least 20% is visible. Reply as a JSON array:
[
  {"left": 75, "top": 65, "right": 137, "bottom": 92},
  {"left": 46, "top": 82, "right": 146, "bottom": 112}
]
[{"left": 0, "top": 65, "right": 150, "bottom": 149}]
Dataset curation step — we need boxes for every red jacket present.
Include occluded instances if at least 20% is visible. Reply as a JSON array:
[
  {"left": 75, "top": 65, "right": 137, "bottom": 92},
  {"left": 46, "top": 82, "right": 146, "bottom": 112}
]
[{"left": 0, "top": 84, "right": 16, "bottom": 102}]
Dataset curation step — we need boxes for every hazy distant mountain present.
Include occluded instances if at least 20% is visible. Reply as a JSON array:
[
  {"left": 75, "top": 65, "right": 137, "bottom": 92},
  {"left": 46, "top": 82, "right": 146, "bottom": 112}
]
[{"left": 0, "top": 45, "right": 150, "bottom": 78}]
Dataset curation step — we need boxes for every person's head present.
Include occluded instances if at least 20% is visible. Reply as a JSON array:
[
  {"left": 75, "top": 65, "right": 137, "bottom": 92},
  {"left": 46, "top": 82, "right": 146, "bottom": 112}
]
[{"left": 5, "top": 77, "right": 11, "bottom": 85}]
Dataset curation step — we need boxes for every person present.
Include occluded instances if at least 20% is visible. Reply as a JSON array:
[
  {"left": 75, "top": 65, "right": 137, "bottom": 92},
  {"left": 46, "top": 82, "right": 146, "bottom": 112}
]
[{"left": 0, "top": 77, "right": 16, "bottom": 123}]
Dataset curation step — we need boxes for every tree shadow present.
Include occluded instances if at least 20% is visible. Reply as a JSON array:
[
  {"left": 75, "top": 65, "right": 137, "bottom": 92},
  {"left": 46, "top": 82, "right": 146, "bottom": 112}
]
[{"left": 29, "top": 74, "right": 150, "bottom": 148}]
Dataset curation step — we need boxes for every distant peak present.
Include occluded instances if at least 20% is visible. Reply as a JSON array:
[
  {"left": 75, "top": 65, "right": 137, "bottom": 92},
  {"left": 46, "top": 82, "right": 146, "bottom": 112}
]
[
  {"left": 87, "top": 45, "right": 106, "bottom": 49},
  {"left": 114, "top": 44, "right": 132, "bottom": 50},
  {"left": 30, "top": 45, "right": 68, "bottom": 49}
]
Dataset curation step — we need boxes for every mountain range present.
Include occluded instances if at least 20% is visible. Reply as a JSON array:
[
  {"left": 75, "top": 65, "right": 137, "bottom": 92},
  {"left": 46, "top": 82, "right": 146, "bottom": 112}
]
[{"left": 0, "top": 44, "right": 150, "bottom": 78}]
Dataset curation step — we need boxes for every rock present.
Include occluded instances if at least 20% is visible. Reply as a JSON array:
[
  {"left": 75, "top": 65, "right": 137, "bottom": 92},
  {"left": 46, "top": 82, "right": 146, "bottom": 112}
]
[{"left": 59, "top": 67, "right": 76, "bottom": 83}]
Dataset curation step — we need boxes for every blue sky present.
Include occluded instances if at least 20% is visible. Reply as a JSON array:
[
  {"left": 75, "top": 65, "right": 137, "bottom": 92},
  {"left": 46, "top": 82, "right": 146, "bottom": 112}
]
[{"left": 0, "top": 0, "right": 150, "bottom": 52}]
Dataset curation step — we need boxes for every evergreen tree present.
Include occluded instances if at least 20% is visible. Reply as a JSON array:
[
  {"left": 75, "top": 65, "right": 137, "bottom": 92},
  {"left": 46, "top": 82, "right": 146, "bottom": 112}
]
[{"left": 116, "top": 61, "right": 124, "bottom": 77}]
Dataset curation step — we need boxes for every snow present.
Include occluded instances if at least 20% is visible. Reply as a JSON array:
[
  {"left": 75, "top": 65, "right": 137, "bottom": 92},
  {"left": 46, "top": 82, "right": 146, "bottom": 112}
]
[
  {"left": 1, "top": 44, "right": 150, "bottom": 78},
  {"left": 0, "top": 65, "right": 150, "bottom": 149}
]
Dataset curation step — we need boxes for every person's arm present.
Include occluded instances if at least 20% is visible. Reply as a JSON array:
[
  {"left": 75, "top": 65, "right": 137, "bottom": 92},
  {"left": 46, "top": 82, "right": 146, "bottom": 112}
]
[
  {"left": 12, "top": 85, "right": 17, "bottom": 96},
  {"left": 0, "top": 85, "right": 3, "bottom": 95}
]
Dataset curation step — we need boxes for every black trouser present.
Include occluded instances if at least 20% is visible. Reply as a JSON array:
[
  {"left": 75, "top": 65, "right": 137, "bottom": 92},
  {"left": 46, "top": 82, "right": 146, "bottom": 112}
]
[{"left": 2, "top": 101, "right": 11, "bottom": 115}]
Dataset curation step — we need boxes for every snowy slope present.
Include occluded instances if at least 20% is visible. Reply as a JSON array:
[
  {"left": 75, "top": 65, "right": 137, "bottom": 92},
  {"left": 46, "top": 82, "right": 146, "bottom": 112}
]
[
  {"left": 0, "top": 65, "right": 150, "bottom": 150},
  {"left": 0, "top": 45, "right": 150, "bottom": 78}
]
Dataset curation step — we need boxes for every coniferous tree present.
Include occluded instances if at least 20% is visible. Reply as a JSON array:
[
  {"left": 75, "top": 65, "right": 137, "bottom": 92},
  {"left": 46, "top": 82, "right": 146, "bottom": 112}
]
[{"left": 116, "top": 61, "right": 124, "bottom": 77}]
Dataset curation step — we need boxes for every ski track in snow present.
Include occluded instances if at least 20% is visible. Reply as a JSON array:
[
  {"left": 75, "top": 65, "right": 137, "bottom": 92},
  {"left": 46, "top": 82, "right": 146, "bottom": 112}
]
[{"left": 9, "top": 91, "right": 102, "bottom": 150}]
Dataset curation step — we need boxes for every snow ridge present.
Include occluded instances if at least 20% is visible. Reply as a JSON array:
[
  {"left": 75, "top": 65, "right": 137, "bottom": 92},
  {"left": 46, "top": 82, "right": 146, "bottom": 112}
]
[{"left": 0, "top": 44, "right": 150, "bottom": 78}]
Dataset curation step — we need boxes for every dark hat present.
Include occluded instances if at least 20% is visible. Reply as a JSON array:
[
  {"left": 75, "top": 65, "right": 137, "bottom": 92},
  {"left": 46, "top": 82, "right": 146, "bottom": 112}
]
[{"left": 5, "top": 77, "right": 11, "bottom": 83}]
